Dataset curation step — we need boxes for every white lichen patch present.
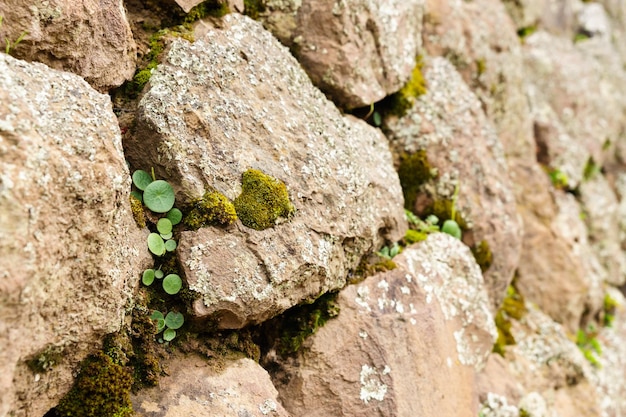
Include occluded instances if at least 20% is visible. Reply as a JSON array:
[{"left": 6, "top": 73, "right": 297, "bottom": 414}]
[
  {"left": 359, "top": 364, "right": 388, "bottom": 404},
  {"left": 259, "top": 399, "right": 278, "bottom": 415}
]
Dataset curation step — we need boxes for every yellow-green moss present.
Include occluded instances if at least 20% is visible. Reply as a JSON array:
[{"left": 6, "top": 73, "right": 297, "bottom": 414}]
[
  {"left": 397, "top": 150, "right": 436, "bottom": 211},
  {"left": 129, "top": 195, "right": 146, "bottom": 229},
  {"left": 384, "top": 56, "right": 427, "bottom": 117},
  {"left": 404, "top": 229, "right": 428, "bottom": 244},
  {"left": 471, "top": 240, "right": 493, "bottom": 272},
  {"left": 603, "top": 293, "right": 619, "bottom": 327},
  {"left": 493, "top": 284, "right": 526, "bottom": 356},
  {"left": 234, "top": 169, "right": 294, "bottom": 230},
  {"left": 476, "top": 58, "right": 486, "bottom": 76},
  {"left": 185, "top": 189, "right": 237, "bottom": 230},
  {"left": 55, "top": 352, "right": 133, "bottom": 417},
  {"left": 243, "top": 0, "right": 266, "bottom": 19},
  {"left": 183, "top": 0, "right": 230, "bottom": 23},
  {"left": 26, "top": 345, "right": 63, "bottom": 374},
  {"left": 517, "top": 25, "right": 537, "bottom": 40}
]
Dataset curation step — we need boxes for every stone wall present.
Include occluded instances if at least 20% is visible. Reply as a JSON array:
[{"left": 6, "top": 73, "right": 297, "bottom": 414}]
[{"left": 1, "top": 0, "right": 626, "bottom": 416}]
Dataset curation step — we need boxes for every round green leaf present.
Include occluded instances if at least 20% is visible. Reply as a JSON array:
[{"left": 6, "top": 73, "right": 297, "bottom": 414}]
[
  {"left": 130, "top": 190, "right": 143, "bottom": 203},
  {"left": 164, "top": 311, "right": 185, "bottom": 330},
  {"left": 132, "top": 170, "right": 153, "bottom": 191},
  {"left": 157, "top": 218, "right": 172, "bottom": 235},
  {"left": 163, "top": 274, "right": 182, "bottom": 295},
  {"left": 165, "top": 239, "right": 177, "bottom": 252},
  {"left": 150, "top": 310, "right": 164, "bottom": 321},
  {"left": 148, "top": 233, "right": 166, "bottom": 256},
  {"left": 143, "top": 180, "right": 175, "bottom": 213},
  {"left": 156, "top": 318, "right": 166, "bottom": 333},
  {"left": 160, "top": 232, "right": 173, "bottom": 240},
  {"left": 154, "top": 269, "right": 164, "bottom": 279},
  {"left": 166, "top": 208, "right": 183, "bottom": 225},
  {"left": 142, "top": 269, "right": 155, "bottom": 286},
  {"left": 441, "top": 219, "right": 462, "bottom": 240},
  {"left": 163, "top": 328, "right": 176, "bottom": 341}
]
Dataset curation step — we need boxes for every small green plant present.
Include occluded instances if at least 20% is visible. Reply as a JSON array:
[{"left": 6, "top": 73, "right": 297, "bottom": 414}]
[
  {"left": 576, "top": 324, "right": 602, "bottom": 367},
  {"left": 493, "top": 284, "right": 526, "bottom": 356},
  {"left": 603, "top": 293, "right": 619, "bottom": 327},
  {"left": 548, "top": 168, "right": 569, "bottom": 189},
  {"left": 574, "top": 32, "right": 591, "bottom": 43},
  {"left": 440, "top": 184, "right": 462, "bottom": 240},
  {"left": 517, "top": 25, "right": 537, "bottom": 41},
  {"left": 0, "top": 16, "right": 28, "bottom": 55},
  {"left": 375, "top": 242, "right": 400, "bottom": 260},
  {"left": 150, "top": 310, "right": 185, "bottom": 342},
  {"left": 582, "top": 157, "right": 601, "bottom": 181}
]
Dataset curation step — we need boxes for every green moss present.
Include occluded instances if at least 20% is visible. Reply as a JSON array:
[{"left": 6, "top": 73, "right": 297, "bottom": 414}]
[
  {"left": 476, "top": 58, "right": 486, "bottom": 76},
  {"left": 276, "top": 292, "right": 340, "bottom": 356},
  {"left": 404, "top": 229, "right": 428, "bottom": 244},
  {"left": 493, "top": 284, "right": 526, "bottom": 356},
  {"left": 383, "top": 56, "right": 427, "bottom": 117},
  {"left": 603, "top": 293, "right": 619, "bottom": 327},
  {"left": 574, "top": 32, "right": 590, "bottom": 43},
  {"left": 424, "top": 198, "right": 466, "bottom": 230},
  {"left": 185, "top": 189, "right": 238, "bottom": 230},
  {"left": 243, "top": 0, "right": 266, "bottom": 19},
  {"left": 26, "top": 345, "right": 63, "bottom": 374},
  {"left": 582, "top": 157, "right": 601, "bottom": 181},
  {"left": 183, "top": 1, "right": 230, "bottom": 22},
  {"left": 517, "top": 25, "right": 537, "bottom": 40},
  {"left": 56, "top": 352, "right": 133, "bottom": 417},
  {"left": 129, "top": 195, "right": 146, "bottom": 229},
  {"left": 471, "top": 240, "right": 493, "bottom": 272},
  {"left": 397, "top": 150, "right": 436, "bottom": 211},
  {"left": 548, "top": 168, "right": 569, "bottom": 189},
  {"left": 234, "top": 169, "right": 294, "bottom": 230}
]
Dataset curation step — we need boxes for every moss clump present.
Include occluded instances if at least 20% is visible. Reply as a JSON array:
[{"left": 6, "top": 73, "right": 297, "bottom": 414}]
[
  {"left": 471, "top": 240, "right": 493, "bottom": 272},
  {"left": 55, "top": 352, "right": 133, "bottom": 417},
  {"left": 603, "top": 293, "right": 619, "bottom": 327},
  {"left": 184, "top": 0, "right": 230, "bottom": 22},
  {"left": 129, "top": 195, "right": 146, "bottom": 229},
  {"left": 517, "top": 25, "right": 537, "bottom": 40},
  {"left": 397, "top": 150, "right": 436, "bottom": 211},
  {"left": 383, "top": 56, "right": 427, "bottom": 117},
  {"left": 275, "top": 292, "right": 340, "bottom": 356},
  {"left": 234, "top": 169, "right": 294, "bottom": 230},
  {"left": 243, "top": 0, "right": 266, "bottom": 19},
  {"left": 404, "top": 229, "right": 428, "bottom": 244},
  {"left": 493, "top": 284, "right": 526, "bottom": 356},
  {"left": 185, "top": 189, "right": 238, "bottom": 230}
]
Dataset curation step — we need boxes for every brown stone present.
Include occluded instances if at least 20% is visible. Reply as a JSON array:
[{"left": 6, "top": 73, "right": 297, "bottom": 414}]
[{"left": 0, "top": 54, "right": 150, "bottom": 416}]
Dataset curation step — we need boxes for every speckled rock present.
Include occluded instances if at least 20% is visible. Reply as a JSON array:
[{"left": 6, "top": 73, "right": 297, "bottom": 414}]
[
  {"left": 0, "top": 0, "right": 137, "bottom": 91},
  {"left": 267, "top": 234, "right": 496, "bottom": 416},
  {"left": 257, "top": 0, "right": 424, "bottom": 109},
  {"left": 132, "top": 355, "right": 289, "bottom": 417},
  {"left": 478, "top": 289, "right": 626, "bottom": 417},
  {"left": 501, "top": 0, "right": 582, "bottom": 35},
  {"left": 0, "top": 54, "right": 150, "bottom": 417},
  {"left": 125, "top": 14, "right": 406, "bottom": 329},
  {"left": 384, "top": 57, "right": 522, "bottom": 312}
]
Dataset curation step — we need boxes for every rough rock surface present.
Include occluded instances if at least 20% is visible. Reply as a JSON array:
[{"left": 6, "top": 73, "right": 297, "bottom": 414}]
[
  {"left": 125, "top": 14, "right": 406, "bottom": 329},
  {"left": 132, "top": 355, "right": 289, "bottom": 417},
  {"left": 268, "top": 234, "right": 496, "bottom": 416},
  {"left": 0, "top": 54, "right": 150, "bottom": 417},
  {"left": 0, "top": 0, "right": 136, "bottom": 91},
  {"left": 385, "top": 57, "right": 522, "bottom": 312},
  {"left": 258, "top": 0, "right": 424, "bottom": 109},
  {"left": 478, "top": 289, "right": 626, "bottom": 417}
]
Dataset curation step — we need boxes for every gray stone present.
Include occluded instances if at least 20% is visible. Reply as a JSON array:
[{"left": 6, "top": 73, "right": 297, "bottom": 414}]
[
  {"left": 0, "top": 54, "right": 150, "bottom": 417},
  {"left": 125, "top": 14, "right": 406, "bottom": 329}
]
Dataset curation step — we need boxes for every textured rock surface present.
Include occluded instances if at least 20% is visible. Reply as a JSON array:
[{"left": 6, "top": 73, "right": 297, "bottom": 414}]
[
  {"left": 133, "top": 355, "right": 289, "bottom": 417},
  {"left": 385, "top": 57, "right": 522, "bottom": 312},
  {"left": 0, "top": 54, "right": 149, "bottom": 417},
  {"left": 268, "top": 234, "right": 496, "bottom": 416},
  {"left": 478, "top": 289, "right": 626, "bottom": 417},
  {"left": 126, "top": 14, "right": 406, "bottom": 329},
  {"left": 0, "top": 0, "right": 136, "bottom": 91},
  {"left": 258, "top": 0, "right": 424, "bottom": 109}
]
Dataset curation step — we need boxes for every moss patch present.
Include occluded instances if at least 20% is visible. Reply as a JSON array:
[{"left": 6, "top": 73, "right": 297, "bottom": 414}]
[
  {"left": 26, "top": 345, "right": 63, "bottom": 374},
  {"left": 493, "top": 284, "right": 526, "bottom": 356},
  {"left": 243, "top": 0, "right": 267, "bottom": 19},
  {"left": 55, "top": 352, "right": 133, "bottom": 417},
  {"left": 234, "top": 169, "right": 294, "bottom": 230},
  {"left": 471, "top": 240, "right": 493, "bottom": 272},
  {"left": 129, "top": 194, "right": 146, "bottom": 229},
  {"left": 380, "top": 56, "right": 427, "bottom": 118},
  {"left": 397, "top": 150, "right": 436, "bottom": 211},
  {"left": 185, "top": 189, "right": 238, "bottom": 230}
]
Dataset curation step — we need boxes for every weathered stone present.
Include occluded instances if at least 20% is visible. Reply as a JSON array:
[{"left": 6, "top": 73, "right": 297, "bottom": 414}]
[
  {"left": 175, "top": 0, "right": 244, "bottom": 13},
  {"left": 125, "top": 14, "right": 406, "bottom": 329},
  {"left": 500, "top": 0, "right": 582, "bottom": 35},
  {"left": 258, "top": 0, "right": 424, "bottom": 109},
  {"left": 132, "top": 355, "right": 289, "bottom": 417},
  {"left": 384, "top": 57, "right": 522, "bottom": 312},
  {"left": 267, "top": 234, "right": 496, "bottom": 416},
  {"left": 0, "top": 0, "right": 137, "bottom": 91},
  {"left": 0, "top": 54, "right": 150, "bottom": 417}
]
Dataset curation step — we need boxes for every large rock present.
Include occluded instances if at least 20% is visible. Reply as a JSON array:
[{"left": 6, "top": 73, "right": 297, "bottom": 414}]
[
  {"left": 258, "top": 0, "right": 424, "bottom": 109},
  {"left": 267, "top": 234, "right": 496, "bottom": 416},
  {"left": 133, "top": 355, "right": 289, "bottom": 417},
  {"left": 385, "top": 57, "right": 522, "bottom": 312},
  {"left": 0, "top": 0, "right": 137, "bottom": 91},
  {"left": 125, "top": 14, "right": 406, "bottom": 329},
  {"left": 0, "top": 54, "right": 150, "bottom": 416}
]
